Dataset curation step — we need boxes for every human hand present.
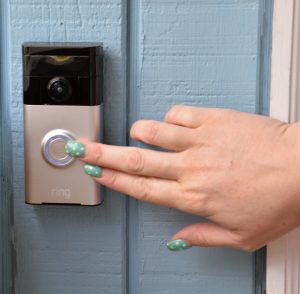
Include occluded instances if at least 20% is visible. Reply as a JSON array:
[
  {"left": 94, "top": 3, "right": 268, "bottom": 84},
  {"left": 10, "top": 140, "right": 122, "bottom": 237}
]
[{"left": 65, "top": 106, "right": 300, "bottom": 252}]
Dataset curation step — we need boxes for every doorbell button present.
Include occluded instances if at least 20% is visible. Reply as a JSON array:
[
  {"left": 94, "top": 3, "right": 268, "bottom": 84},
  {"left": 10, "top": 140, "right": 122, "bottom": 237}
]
[
  {"left": 48, "top": 138, "right": 69, "bottom": 160},
  {"left": 42, "top": 130, "right": 75, "bottom": 167}
]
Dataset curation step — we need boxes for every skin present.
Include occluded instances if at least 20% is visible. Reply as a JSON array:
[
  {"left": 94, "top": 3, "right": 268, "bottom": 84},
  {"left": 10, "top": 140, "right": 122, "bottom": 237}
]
[{"left": 78, "top": 105, "right": 300, "bottom": 252}]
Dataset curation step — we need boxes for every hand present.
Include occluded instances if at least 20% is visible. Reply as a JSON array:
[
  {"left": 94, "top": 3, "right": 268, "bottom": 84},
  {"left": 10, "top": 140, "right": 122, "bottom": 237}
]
[{"left": 66, "top": 105, "right": 300, "bottom": 252}]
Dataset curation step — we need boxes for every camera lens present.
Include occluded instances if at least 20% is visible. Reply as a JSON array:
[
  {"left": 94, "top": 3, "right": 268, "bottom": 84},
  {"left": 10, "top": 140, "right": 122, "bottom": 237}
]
[{"left": 47, "top": 77, "right": 72, "bottom": 102}]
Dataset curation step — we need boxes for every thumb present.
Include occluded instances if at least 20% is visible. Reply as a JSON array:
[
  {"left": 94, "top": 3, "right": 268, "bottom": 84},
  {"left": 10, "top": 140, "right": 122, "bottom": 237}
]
[{"left": 167, "top": 222, "right": 237, "bottom": 251}]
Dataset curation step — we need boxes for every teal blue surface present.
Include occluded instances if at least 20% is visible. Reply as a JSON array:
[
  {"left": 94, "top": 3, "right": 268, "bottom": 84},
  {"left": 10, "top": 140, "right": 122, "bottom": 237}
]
[
  {"left": 0, "top": 1, "right": 14, "bottom": 293},
  {"left": 0, "top": 0, "right": 272, "bottom": 293}
]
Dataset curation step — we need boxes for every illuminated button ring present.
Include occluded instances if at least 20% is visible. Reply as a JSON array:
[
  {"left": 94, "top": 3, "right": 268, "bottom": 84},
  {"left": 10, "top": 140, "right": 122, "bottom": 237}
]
[{"left": 42, "top": 129, "right": 75, "bottom": 167}]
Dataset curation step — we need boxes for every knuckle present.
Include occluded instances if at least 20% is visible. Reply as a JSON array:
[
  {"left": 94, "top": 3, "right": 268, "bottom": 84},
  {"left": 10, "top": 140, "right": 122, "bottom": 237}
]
[
  {"left": 105, "top": 171, "right": 118, "bottom": 187},
  {"left": 133, "top": 177, "right": 150, "bottom": 201},
  {"left": 231, "top": 233, "right": 256, "bottom": 252},
  {"left": 91, "top": 144, "right": 103, "bottom": 163},
  {"left": 198, "top": 193, "right": 210, "bottom": 209},
  {"left": 143, "top": 121, "right": 160, "bottom": 142},
  {"left": 130, "top": 120, "right": 159, "bottom": 142},
  {"left": 241, "top": 243, "right": 256, "bottom": 253},
  {"left": 197, "top": 198, "right": 211, "bottom": 216},
  {"left": 180, "top": 189, "right": 193, "bottom": 203},
  {"left": 180, "top": 196, "right": 205, "bottom": 216},
  {"left": 181, "top": 189, "right": 209, "bottom": 212},
  {"left": 127, "top": 149, "right": 145, "bottom": 173},
  {"left": 195, "top": 230, "right": 210, "bottom": 247},
  {"left": 165, "top": 105, "right": 184, "bottom": 122}
]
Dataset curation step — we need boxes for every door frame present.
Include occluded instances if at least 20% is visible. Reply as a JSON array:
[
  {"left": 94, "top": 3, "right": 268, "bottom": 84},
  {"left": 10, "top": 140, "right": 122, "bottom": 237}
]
[{"left": 267, "top": 0, "right": 300, "bottom": 293}]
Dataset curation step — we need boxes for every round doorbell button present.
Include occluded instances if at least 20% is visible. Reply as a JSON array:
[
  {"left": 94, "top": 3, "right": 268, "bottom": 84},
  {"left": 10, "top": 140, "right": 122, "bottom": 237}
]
[
  {"left": 48, "top": 138, "right": 69, "bottom": 160},
  {"left": 42, "top": 130, "right": 75, "bottom": 167}
]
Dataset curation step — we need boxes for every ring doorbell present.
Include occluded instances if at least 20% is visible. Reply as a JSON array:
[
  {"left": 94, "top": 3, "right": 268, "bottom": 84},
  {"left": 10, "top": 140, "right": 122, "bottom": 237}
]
[{"left": 23, "top": 42, "right": 103, "bottom": 205}]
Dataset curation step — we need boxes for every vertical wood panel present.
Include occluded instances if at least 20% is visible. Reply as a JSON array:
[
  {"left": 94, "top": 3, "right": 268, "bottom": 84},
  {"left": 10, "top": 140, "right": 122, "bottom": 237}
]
[
  {"left": 128, "top": 0, "right": 269, "bottom": 293},
  {"left": 7, "top": 1, "right": 128, "bottom": 293},
  {"left": 0, "top": 1, "right": 14, "bottom": 293}
]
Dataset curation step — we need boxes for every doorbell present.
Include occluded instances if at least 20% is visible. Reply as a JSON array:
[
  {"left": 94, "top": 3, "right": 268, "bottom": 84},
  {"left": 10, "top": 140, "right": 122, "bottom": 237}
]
[{"left": 23, "top": 42, "right": 103, "bottom": 205}]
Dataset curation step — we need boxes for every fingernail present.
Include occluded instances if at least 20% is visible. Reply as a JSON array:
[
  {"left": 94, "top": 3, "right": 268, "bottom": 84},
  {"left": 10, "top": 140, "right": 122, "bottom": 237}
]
[
  {"left": 167, "top": 239, "right": 192, "bottom": 252},
  {"left": 65, "top": 140, "right": 85, "bottom": 157},
  {"left": 84, "top": 164, "right": 102, "bottom": 177}
]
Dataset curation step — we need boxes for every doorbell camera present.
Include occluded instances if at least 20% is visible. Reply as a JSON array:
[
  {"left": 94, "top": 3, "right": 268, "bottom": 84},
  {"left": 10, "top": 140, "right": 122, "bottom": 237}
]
[{"left": 23, "top": 42, "right": 103, "bottom": 205}]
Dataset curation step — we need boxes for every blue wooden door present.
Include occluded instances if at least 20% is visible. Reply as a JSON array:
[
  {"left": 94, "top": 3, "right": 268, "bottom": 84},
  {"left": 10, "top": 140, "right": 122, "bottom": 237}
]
[{"left": 0, "top": 0, "right": 271, "bottom": 293}]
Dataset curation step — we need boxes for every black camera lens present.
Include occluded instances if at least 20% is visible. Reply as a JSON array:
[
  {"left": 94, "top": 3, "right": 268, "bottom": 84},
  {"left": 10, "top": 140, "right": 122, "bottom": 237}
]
[{"left": 47, "top": 77, "right": 72, "bottom": 102}]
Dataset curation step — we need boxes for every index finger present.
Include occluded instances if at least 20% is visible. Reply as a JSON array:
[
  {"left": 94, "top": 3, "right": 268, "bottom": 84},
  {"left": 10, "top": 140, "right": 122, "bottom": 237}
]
[{"left": 77, "top": 140, "right": 181, "bottom": 180}]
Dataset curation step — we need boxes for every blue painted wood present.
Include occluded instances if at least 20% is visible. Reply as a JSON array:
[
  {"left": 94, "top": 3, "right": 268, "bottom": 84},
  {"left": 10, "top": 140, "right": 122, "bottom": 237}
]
[
  {"left": 0, "top": 0, "right": 272, "bottom": 293},
  {"left": 257, "top": 0, "right": 273, "bottom": 116},
  {"left": 0, "top": 1, "right": 14, "bottom": 293},
  {"left": 6, "top": 1, "right": 128, "bottom": 294},
  {"left": 127, "top": 0, "right": 271, "bottom": 293}
]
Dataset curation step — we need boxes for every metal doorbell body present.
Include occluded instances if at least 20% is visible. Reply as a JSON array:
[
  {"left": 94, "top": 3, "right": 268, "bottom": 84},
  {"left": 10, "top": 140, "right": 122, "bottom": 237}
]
[{"left": 23, "top": 43, "right": 103, "bottom": 205}]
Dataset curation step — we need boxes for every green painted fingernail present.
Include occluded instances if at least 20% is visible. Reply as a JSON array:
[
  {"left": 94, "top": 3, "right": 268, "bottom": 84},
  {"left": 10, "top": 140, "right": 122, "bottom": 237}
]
[
  {"left": 65, "top": 140, "right": 85, "bottom": 157},
  {"left": 84, "top": 164, "right": 102, "bottom": 177},
  {"left": 167, "top": 239, "right": 192, "bottom": 252}
]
